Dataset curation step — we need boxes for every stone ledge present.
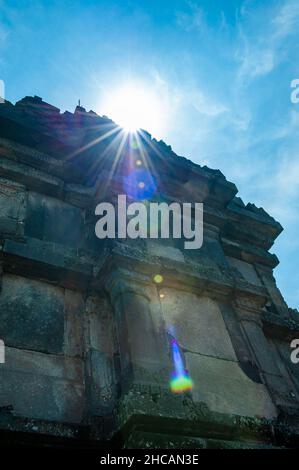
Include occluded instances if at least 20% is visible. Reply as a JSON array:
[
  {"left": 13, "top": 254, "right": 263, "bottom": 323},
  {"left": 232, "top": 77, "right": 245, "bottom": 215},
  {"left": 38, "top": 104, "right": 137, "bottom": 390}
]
[
  {"left": 114, "top": 386, "right": 279, "bottom": 446},
  {"left": 262, "top": 311, "right": 299, "bottom": 340},
  {"left": 2, "top": 237, "right": 93, "bottom": 290},
  {"left": 0, "top": 136, "right": 64, "bottom": 177},
  {"left": 2, "top": 347, "right": 83, "bottom": 381},
  {"left": 221, "top": 236, "right": 279, "bottom": 268},
  {"left": 0, "top": 156, "right": 64, "bottom": 198},
  {"left": 95, "top": 242, "right": 268, "bottom": 305}
]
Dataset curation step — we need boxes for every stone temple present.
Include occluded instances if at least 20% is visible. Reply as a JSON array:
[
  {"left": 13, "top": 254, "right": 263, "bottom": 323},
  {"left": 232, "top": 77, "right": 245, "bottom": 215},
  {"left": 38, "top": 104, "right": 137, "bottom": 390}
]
[{"left": 0, "top": 95, "right": 298, "bottom": 449}]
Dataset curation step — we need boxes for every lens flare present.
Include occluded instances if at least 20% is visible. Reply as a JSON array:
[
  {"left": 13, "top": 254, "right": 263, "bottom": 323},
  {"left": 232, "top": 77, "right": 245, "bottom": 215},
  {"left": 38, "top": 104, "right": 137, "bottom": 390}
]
[
  {"left": 124, "top": 168, "right": 157, "bottom": 200},
  {"left": 153, "top": 274, "right": 164, "bottom": 284},
  {"left": 169, "top": 338, "right": 193, "bottom": 394},
  {"left": 170, "top": 375, "right": 194, "bottom": 393}
]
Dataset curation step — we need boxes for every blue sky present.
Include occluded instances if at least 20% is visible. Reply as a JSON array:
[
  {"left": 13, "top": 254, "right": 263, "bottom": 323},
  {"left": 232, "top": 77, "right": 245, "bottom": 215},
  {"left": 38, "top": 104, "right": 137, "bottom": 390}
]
[{"left": 0, "top": 0, "right": 298, "bottom": 308}]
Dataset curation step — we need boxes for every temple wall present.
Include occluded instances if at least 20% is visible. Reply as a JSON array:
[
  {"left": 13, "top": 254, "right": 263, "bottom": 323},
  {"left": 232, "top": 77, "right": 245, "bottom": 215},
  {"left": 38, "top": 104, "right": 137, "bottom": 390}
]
[
  {"left": 0, "top": 97, "right": 298, "bottom": 447},
  {"left": 159, "top": 288, "right": 277, "bottom": 418}
]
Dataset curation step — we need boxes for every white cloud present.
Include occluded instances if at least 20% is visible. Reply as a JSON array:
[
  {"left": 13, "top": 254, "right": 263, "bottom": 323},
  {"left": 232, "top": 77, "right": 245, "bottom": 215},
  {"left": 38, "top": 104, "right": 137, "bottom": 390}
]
[
  {"left": 176, "top": 1, "right": 206, "bottom": 32},
  {"left": 238, "top": 47, "right": 274, "bottom": 79},
  {"left": 272, "top": 0, "right": 299, "bottom": 40},
  {"left": 236, "top": 0, "right": 299, "bottom": 82},
  {"left": 190, "top": 90, "right": 228, "bottom": 117},
  {"left": 0, "top": 23, "right": 9, "bottom": 48}
]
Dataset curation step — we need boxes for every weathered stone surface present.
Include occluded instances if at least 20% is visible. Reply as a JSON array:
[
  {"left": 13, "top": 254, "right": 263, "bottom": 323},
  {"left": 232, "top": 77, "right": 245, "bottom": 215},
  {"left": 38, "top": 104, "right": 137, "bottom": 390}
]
[
  {"left": 225, "top": 197, "right": 283, "bottom": 251},
  {"left": 0, "top": 156, "right": 64, "bottom": 198},
  {"left": 219, "top": 303, "right": 252, "bottom": 364},
  {"left": 206, "top": 439, "right": 275, "bottom": 449},
  {"left": 84, "top": 296, "right": 117, "bottom": 416},
  {"left": 25, "top": 191, "right": 84, "bottom": 248},
  {"left": 124, "top": 430, "right": 207, "bottom": 449},
  {"left": 109, "top": 287, "right": 169, "bottom": 385},
  {"left": 85, "top": 349, "right": 116, "bottom": 416},
  {"left": 0, "top": 369, "right": 84, "bottom": 422},
  {"left": 227, "top": 256, "right": 262, "bottom": 286},
  {"left": 85, "top": 296, "right": 115, "bottom": 355},
  {"left": 0, "top": 136, "right": 64, "bottom": 177},
  {"left": 147, "top": 239, "right": 185, "bottom": 262},
  {"left": 241, "top": 320, "right": 281, "bottom": 376},
  {"left": 160, "top": 289, "right": 237, "bottom": 361},
  {"left": 2, "top": 237, "right": 93, "bottom": 290},
  {"left": 0, "top": 95, "right": 297, "bottom": 448},
  {"left": 271, "top": 339, "right": 299, "bottom": 399},
  {"left": 64, "top": 290, "right": 84, "bottom": 357},
  {"left": 1, "top": 346, "right": 83, "bottom": 381},
  {"left": 185, "top": 353, "right": 277, "bottom": 418},
  {"left": 0, "top": 274, "right": 64, "bottom": 354},
  {"left": 256, "top": 266, "right": 289, "bottom": 315},
  {"left": 0, "top": 177, "right": 25, "bottom": 220},
  {"left": 0, "top": 347, "right": 84, "bottom": 423},
  {"left": 0, "top": 177, "right": 26, "bottom": 239}
]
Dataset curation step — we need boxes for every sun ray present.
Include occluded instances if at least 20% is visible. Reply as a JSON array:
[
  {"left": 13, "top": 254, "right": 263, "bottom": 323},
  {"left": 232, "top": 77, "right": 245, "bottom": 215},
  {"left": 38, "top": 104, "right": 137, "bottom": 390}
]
[
  {"left": 66, "top": 124, "right": 121, "bottom": 161},
  {"left": 96, "top": 129, "right": 128, "bottom": 198},
  {"left": 133, "top": 131, "right": 161, "bottom": 193}
]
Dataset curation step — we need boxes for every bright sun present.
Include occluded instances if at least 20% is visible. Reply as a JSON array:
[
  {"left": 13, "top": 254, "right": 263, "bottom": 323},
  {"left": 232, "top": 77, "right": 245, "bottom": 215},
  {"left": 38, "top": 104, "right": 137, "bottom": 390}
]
[{"left": 102, "top": 83, "right": 163, "bottom": 134}]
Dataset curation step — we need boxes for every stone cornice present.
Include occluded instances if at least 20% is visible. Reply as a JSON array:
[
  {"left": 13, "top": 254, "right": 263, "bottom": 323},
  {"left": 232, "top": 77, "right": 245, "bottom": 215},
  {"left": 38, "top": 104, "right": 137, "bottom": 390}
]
[
  {"left": 223, "top": 200, "right": 283, "bottom": 250},
  {"left": 262, "top": 311, "right": 299, "bottom": 341},
  {"left": 0, "top": 233, "right": 274, "bottom": 309},
  {"left": 93, "top": 242, "right": 270, "bottom": 308},
  {"left": 0, "top": 101, "right": 284, "bottom": 255},
  {"left": 0, "top": 137, "right": 282, "bottom": 263},
  {"left": 221, "top": 236, "right": 279, "bottom": 269},
  {"left": 1, "top": 237, "right": 93, "bottom": 291}
]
